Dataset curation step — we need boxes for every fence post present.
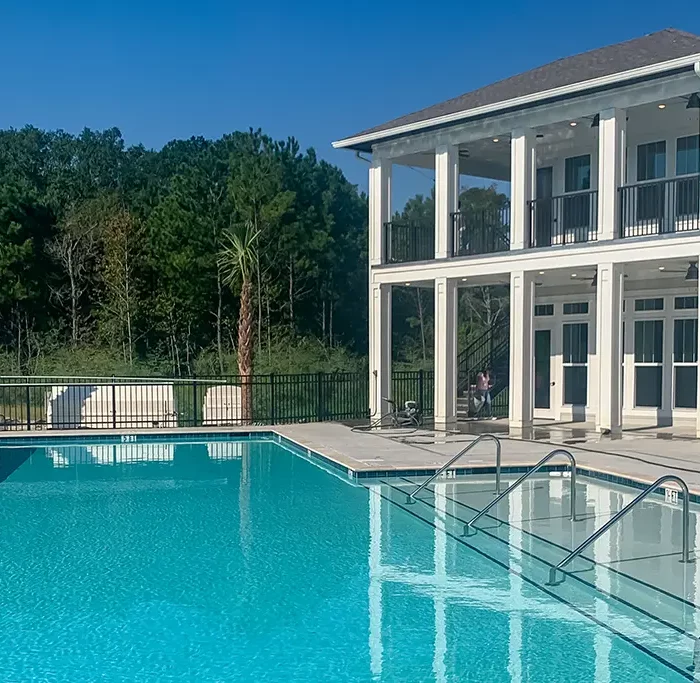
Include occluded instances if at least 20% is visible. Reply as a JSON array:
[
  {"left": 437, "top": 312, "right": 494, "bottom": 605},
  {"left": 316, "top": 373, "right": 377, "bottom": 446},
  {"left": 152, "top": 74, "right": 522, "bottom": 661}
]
[
  {"left": 418, "top": 369, "right": 424, "bottom": 410},
  {"left": 316, "top": 371, "right": 324, "bottom": 422},
  {"left": 269, "top": 374, "right": 276, "bottom": 425},
  {"left": 192, "top": 375, "right": 198, "bottom": 427},
  {"left": 25, "top": 384, "right": 31, "bottom": 431},
  {"left": 111, "top": 378, "right": 117, "bottom": 429}
]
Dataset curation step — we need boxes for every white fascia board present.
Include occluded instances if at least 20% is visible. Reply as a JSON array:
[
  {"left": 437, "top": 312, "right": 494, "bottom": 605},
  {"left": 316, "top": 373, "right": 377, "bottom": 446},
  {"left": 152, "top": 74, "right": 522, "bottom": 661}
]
[
  {"left": 333, "top": 54, "right": 700, "bottom": 150},
  {"left": 371, "top": 234, "right": 700, "bottom": 284}
]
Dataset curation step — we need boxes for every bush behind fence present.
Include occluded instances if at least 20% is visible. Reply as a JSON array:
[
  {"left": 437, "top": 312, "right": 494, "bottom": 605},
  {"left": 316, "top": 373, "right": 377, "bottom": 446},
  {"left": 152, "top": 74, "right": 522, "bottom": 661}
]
[{"left": 0, "top": 371, "right": 434, "bottom": 431}]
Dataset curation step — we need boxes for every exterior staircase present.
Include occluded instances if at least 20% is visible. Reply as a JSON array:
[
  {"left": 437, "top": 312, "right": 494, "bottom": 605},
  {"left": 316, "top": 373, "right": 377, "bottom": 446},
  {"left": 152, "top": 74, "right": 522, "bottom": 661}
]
[{"left": 456, "top": 319, "right": 509, "bottom": 419}]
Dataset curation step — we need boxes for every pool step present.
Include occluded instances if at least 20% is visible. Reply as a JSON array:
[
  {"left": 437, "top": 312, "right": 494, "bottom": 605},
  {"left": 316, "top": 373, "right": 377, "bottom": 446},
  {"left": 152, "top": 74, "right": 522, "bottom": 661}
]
[{"left": 380, "top": 480, "right": 698, "bottom": 679}]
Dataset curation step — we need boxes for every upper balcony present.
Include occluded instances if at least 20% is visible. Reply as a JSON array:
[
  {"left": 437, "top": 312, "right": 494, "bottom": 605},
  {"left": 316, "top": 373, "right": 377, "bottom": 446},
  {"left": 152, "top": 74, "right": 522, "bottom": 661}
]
[{"left": 373, "top": 94, "right": 700, "bottom": 267}]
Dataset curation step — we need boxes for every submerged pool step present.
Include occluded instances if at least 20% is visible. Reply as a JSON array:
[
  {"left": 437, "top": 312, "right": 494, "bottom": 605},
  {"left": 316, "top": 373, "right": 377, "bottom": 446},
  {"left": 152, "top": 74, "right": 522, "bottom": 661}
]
[{"left": 379, "top": 480, "right": 699, "bottom": 679}]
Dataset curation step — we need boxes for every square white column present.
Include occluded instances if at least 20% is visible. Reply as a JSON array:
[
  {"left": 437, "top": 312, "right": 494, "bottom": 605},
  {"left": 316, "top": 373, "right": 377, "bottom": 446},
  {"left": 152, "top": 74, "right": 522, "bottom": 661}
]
[
  {"left": 369, "top": 283, "right": 392, "bottom": 418},
  {"left": 595, "top": 263, "right": 624, "bottom": 434},
  {"left": 435, "top": 145, "right": 459, "bottom": 259},
  {"left": 369, "top": 157, "right": 392, "bottom": 266},
  {"left": 510, "top": 130, "right": 536, "bottom": 250},
  {"left": 509, "top": 270, "right": 534, "bottom": 430},
  {"left": 597, "top": 108, "right": 626, "bottom": 241},
  {"left": 434, "top": 277, "right": 458, "bottom": 428},
  {"left": 696, "top": 264, "right": 700, "bottom": 438}
]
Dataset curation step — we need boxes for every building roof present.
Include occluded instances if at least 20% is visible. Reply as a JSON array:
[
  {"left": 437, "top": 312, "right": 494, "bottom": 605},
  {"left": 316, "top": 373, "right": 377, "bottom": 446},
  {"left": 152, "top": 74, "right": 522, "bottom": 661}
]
[{"left": 334, "top": 29, "right": 700, "bottom": 150}]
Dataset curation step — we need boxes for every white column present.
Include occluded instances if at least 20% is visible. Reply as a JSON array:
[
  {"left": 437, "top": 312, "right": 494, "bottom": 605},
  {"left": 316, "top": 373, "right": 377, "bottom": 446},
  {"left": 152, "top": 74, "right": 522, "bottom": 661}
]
[
  {"left": 696, "top": 266, "right": 700, "bottom": 438},
  {"left": 369, "top": 157, "right": 392, "bottom": 266},
  {"left": 434, "top": 277, "right": 458, "bottom": 428},
  {"left": 369, "top": 283, "right": 392, "bottom": 418},
  {"left": 596, "top": 263, "right": 624, "bottom": 433},
  {"left": 510, "top": 130, "right": 536, "bottom": 250},
  {"left": 509, "top": 270, "right": 534, "bottom": 430},
  {"left": 435, "top": 144, "right": 459, "bottom": 259},
  {"left": 597, "top": 108, "right": 627, "bottom": 241}
]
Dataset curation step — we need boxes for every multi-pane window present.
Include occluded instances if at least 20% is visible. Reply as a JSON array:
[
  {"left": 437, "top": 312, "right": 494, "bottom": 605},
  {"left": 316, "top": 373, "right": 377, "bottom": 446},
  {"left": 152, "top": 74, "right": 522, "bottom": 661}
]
[
  {"left": 563, "top": 302, "right": 589, "bottom": 315},
  {"left": 634, "top": 320, "right": 663, "bottom": 407},
  {"left": 563, "top": 322, "right": 588, "bottom": 405},
  {"left": 674, "top": 318, "right": 698, "bottom": 409},
  {"left": 535, "top": 304, "right": 554, "bottom": 317},
  {"left": 675, "top": 296, "right": 698, "bottom": 310},
  {"left": 676, "top": 135, "right": 700, "bottom": 218},
  {"left": 634, "top": 298, "right": 664, "bottom": 312},
  {"left": 564, "top": 155, "right": 592, "bottom": 241},
  {"left": 637, "top": 141, "right": 667, "bottom": 223}
]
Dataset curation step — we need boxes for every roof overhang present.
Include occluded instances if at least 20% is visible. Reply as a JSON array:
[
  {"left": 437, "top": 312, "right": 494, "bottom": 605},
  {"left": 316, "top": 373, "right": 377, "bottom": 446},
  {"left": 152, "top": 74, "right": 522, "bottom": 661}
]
[{"left": 333, "top": 56, "right": 700, "bottom": 153}]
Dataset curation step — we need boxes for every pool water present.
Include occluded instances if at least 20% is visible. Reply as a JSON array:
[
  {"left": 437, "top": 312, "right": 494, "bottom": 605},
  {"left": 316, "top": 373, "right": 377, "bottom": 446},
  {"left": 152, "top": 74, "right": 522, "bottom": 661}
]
[{"left": 0, "top": 437, "right": 690, "bottom": 681}]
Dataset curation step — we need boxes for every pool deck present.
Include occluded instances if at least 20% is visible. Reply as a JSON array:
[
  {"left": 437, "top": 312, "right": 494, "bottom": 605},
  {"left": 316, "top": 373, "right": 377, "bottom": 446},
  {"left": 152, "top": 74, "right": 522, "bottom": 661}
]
[{"left": 273, "top": 422, "right": 700, "bottom": 494}]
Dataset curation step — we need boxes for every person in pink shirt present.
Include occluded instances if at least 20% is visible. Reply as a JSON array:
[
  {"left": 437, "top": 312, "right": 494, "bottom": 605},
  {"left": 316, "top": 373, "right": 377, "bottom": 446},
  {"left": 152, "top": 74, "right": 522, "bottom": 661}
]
[{"left": 475, "top": 369, "right": 496, "bottom": 420}]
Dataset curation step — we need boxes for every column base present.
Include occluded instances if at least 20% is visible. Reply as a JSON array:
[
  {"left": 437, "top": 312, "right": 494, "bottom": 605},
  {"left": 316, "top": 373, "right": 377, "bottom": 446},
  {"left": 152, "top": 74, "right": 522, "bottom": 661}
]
[{"left": 433, "top": 416, "right": 458, "bottom": 431}]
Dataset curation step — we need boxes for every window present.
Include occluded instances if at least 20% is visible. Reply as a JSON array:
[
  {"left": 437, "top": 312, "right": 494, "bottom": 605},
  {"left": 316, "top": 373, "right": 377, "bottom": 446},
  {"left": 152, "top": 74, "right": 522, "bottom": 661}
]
[
  {"left": 563, "top": 302, "right": 589, "bottom": 315},
  {"left": 564, "top": 155, "right": 592, "bottom": 241},
  {"left": 676, "top": 136, "right": 700, "bottom": 219},
  {"left": 677, "top": 135, "right": 699, "bottom": 176},
  {"left": 674, "top": 318, "right": 698, "bottom": 408},
  {"left": 565, "top": 155, "right": 591, "bottom": 192},
  {"left": 675, "top": 296, "right": 698, "bottom": 310},
  {"left": 563, "top": 322, "right": 588, "bottom": 405},
  {"left": 634, "top": 298, "right": 664, "bottom": 312},
  {"left": 535, "top": 304, "right": 554, "bottom": 317},
  {"left": 634, "top": 320, "right": 663, "bottom": 407},
  {"left": 637, "top": 141, "right": 667, "bottom": 223},
  {"left": 637, "top": 141, "right": 667, "bottom": 182}
]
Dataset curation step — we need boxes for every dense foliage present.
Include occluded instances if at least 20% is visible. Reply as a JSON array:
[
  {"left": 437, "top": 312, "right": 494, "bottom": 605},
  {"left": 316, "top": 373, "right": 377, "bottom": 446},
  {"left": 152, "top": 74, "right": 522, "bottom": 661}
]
[{"left": 0, "top": 127, "right": 368, "bottom": 376}]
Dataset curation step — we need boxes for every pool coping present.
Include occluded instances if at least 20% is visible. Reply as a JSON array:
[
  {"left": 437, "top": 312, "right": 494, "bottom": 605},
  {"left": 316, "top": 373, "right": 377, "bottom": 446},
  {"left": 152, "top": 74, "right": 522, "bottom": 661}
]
[{"left": 0, "top": 425, "right": 697, "bottom": 503}]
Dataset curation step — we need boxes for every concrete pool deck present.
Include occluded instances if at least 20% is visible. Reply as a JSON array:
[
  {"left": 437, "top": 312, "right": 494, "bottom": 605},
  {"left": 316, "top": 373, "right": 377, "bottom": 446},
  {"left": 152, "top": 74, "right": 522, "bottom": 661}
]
[{"left": 272, "top": 422, "right": 700, "bottom": 494}]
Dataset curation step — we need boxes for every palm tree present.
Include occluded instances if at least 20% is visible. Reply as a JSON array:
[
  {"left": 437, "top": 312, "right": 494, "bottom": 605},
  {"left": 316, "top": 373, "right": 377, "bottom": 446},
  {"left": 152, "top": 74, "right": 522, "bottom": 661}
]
[{"left": 219, "top": 220, "right": 260, "bottom": 423}]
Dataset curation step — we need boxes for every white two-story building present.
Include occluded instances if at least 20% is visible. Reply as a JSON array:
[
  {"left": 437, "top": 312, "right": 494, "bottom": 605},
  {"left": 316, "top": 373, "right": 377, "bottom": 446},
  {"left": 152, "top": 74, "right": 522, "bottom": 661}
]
[{"left": 333, "top": 28, "right": 700, "bottom": 436}]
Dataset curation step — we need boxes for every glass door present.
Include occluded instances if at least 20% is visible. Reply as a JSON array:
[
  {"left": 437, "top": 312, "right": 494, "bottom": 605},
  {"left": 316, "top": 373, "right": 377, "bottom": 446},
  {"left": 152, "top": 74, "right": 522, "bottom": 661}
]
[
  {"left": 534, "top": 329, "right": 552, "bottom": 413},
  {"left": 563, "top": 154, "right": 591, "bottom": 242}
]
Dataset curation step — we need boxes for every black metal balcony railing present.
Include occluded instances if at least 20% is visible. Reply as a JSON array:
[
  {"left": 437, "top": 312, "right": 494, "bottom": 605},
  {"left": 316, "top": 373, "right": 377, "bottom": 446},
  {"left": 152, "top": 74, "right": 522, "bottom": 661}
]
[
  {"left": 451, "top": 204, "right": 510, "bottom": 257},
  {"left": 528, "top": 190, "right": 599, "bottom": 248},
  {"left": 384, "top": 221, "right": 435, "bottom": 264},
  {"left": 619, "top": 175, "right": 700, "bottom": 238}
]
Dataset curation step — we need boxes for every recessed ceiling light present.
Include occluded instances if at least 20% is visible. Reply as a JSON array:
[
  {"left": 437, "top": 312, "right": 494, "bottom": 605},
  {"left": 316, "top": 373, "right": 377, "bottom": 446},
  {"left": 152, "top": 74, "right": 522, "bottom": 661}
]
[
  {"left": 404, "top": 282, "right": 412, "bottom": 286},
  {"left": 658, "top": 103, "right": 666, "bottom": 109},
  {"left": 571, "top": 273, "right": 577, "bottom": 278},
  {"left": 492, "top": 138, "right": 499, "bottom": 143},
  {"left": 658, "top": 266, "right": 665, "bottom": 271},
  {"left": 461, "top": 277, "right": 468, "bottom": 282},
  {"left": 570, "top": 122, "right": 578, "bottom": 127},
  {"left": 539, "top": 271, "right": 545, "bottom": 275}
]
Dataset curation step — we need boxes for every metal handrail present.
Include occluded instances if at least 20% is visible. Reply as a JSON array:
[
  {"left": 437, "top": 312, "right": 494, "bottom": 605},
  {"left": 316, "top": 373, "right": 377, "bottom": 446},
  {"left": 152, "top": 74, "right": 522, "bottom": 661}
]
[
  {"left": 548, "top": 474, "right": 692, "bottom": 585},
  {"left": 406, "top": 434, "right": 501, "bottom": 503},
  {"left": 464, "top": 448, "right": 578, "bottom": 535}
]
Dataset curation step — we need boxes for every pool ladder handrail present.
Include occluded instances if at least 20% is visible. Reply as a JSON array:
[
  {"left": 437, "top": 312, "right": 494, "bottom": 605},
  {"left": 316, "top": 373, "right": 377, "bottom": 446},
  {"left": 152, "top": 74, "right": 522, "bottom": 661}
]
[
  {"left": 548, "top": 473, "right": 693, "bottom": 585},
  {"left": 406, "top": 434, "right": 501, "bottom": 503},
  {"left": 464, "top": 448, "right": 578, "bottom": 535}
]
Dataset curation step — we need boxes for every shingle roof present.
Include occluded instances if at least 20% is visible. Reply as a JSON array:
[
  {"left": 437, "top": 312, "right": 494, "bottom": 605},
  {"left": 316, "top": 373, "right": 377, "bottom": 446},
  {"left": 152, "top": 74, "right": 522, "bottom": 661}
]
[{"left": 337, "top": 29, "right": 700, "bottom": 146}]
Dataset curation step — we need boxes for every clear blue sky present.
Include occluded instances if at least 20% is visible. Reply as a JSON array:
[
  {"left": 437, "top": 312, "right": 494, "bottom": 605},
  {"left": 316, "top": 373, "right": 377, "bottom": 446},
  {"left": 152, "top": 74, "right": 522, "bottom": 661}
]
[{"left": 3, "top": 1, "right": 700, "bottom": 208}]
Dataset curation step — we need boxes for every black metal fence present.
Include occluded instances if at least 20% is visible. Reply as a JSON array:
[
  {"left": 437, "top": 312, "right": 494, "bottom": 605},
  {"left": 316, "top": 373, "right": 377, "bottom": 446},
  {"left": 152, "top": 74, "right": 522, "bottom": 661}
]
[
  {"left": 528, "top": 190, "right": 599, "bottom": 247},
  {"left": 451, "top": 205, "right": 510, "bottom": 256},
  {"left": 619, "top": 175, "right": 700, "bottom": 238},
  {"left": 0, "top": 371, "right": 434, "bottom": 431},
  {"left": 384, "top": 221, "right": 435, "bottom": 263}
]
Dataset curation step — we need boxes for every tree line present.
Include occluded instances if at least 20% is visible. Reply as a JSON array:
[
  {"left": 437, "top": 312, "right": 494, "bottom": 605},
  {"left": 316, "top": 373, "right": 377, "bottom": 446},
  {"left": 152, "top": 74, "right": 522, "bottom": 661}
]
[{"left": 0, "top": 125, "right": 508, "bottom": 378}]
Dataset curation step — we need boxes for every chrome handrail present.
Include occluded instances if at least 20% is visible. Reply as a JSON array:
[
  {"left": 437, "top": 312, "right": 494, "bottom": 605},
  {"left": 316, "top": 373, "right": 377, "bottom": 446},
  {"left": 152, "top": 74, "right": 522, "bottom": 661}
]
[
  {"left": 465, "top": 448, "right": 578, "bottom": 535},
  {"left": 406, "top": 434, "right": 501, "bottom": 503},
  {"left": 548, "top": 474, "right": 692, "bottom": 585}
]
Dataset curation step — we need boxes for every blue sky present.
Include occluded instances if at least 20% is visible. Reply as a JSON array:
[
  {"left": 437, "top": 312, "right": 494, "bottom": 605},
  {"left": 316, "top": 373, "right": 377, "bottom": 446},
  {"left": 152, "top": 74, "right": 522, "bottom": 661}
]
[{"left": 2, "top": 1, "right": 700, "bottom": 208}]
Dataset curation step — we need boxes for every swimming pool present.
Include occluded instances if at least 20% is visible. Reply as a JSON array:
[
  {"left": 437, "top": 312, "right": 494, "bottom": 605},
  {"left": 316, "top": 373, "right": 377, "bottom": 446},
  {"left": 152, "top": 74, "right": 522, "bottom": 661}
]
[{"left": 0, "top": 434, "right": 694, "bottom": 681}]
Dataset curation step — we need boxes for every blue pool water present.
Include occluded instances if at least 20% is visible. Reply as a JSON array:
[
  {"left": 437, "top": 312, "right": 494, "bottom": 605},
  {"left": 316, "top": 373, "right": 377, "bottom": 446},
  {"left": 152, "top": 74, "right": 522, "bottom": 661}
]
[{"left": 0, "top": 436, "right": 688, "bottom": 681}]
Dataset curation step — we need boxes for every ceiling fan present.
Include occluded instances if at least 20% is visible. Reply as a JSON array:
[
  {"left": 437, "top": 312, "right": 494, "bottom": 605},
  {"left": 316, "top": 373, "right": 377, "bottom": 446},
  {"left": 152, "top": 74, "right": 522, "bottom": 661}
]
[{"left": 657, "top": 261, "right": 699, "bottom": 281}]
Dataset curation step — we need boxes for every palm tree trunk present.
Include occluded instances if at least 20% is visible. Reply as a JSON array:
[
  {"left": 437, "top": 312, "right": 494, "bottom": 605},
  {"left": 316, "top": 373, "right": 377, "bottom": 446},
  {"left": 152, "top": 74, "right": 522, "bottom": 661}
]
[{"left": 238, "top": 278, "right": 254, "bottom": 423}]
